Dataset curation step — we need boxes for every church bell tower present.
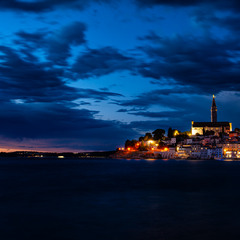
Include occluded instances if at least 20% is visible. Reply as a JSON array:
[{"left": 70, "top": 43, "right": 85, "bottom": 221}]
[{"left": 211, "top": 95, "right": 217, "bottom": 122}]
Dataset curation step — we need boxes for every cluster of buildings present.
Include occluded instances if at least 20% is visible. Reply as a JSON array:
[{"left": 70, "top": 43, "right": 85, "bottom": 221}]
[
  {"left": 174, "top": 95, "right": 238, "bottom": 159},
  {"left": 173, "top": 134, "right": 240, "bottom": 160},
  {"left": 118, "top": 95, "right": 240, "bottom": 160}
]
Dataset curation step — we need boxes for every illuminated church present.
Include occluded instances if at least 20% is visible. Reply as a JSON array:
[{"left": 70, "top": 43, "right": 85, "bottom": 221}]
[{"left": 191, "top": 95, "right": 232, "bottom": 136}]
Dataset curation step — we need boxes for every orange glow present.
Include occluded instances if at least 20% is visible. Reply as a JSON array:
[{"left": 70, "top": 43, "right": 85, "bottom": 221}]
[
  {"left": 151, "top": 147, "right": 154, "bottom": 151},
  {"left": 173, "top": 130, "right": 179, "bottom": 136},
  {"left": 127, "top": 147, "right": 131, "bottom": 151},
  {"left": 121, "top": 148, "right": 124, "bottom": 151},
  {"left": 146, "top": 158, "right": 156, "bottom": 162},
  {"left": 164, "top": 147, "right": 169, "bottom": 151}
]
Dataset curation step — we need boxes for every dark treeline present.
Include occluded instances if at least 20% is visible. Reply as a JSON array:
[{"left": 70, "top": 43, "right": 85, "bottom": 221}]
[
  {"left": 0, "top": 151, "right": 116, "bottom": 158},
  {"left": 125, "top": 128, "right": 191, "bottom": 150}
]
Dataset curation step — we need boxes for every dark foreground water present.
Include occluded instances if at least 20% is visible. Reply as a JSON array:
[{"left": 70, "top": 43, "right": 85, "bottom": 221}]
[{"left": 1, "top": 158, "right": 240, "bottom": 240}]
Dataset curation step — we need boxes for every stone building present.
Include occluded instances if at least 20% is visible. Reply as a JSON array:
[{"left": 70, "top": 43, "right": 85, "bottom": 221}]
[{"left": 191, "top": 95, "right": 232, "bottom": 136}]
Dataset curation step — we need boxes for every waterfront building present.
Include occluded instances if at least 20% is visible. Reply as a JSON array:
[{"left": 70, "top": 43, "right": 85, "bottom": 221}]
[
  {"left": 212, "top": 148, "right": 223, "bottom": 159},
  {"left": 191, "top": 95, "right": 232, "bottom": 136},
  {"left": 175, "top": 145, "right": 191, "bottom": 158},
  {"left": 158, "top": 147, "right": 176, "bottom": 159},
  {"left": 229, "top": 131, "right": 239, "bottom": 138},
  {"left": 222, "top": 143, "right": 240, "bottom": 158},
  {"left": 190, "top": 145, "right": 202, "bottom": 159},
  {"left": 170, "top": 138, "right": 176, "bottom": 144},
  {"left": 199, "top": 147, "right": 213, "bottom": 159}
]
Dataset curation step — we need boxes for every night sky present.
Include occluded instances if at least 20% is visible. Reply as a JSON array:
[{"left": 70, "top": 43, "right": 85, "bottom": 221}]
[{"left": 0, "top": 0, "right": 240, "bottom": 151}]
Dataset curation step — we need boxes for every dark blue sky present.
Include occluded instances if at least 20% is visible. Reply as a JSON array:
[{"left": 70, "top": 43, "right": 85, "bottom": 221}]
[{"left": 0, "top": 0, "right": 240, "bottom": 151}]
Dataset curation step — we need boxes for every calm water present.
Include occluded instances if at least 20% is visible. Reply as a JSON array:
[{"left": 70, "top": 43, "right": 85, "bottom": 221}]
[{"left": 0, "top": 158, "right": 240, "bottom": 240}]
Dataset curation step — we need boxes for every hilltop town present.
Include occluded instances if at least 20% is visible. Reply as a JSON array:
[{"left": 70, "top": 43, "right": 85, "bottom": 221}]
[{"left": 114, "top": 95, "right": 239, "bottom": 160}]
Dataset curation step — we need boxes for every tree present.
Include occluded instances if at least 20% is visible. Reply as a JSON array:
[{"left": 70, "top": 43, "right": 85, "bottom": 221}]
[
  {"left": 181, "top": 131, "right": 191, "bottom": 137},
  {"left": 168, "top": 127, "right": 173, "bottom": 138},
  {"left": 176, "top": 131, "right": 189, "bottom": 143},
  {"left": 152, "top": 129, "right": 165, "bottom": 140},
  {"left": 202, "top": 127, "right": 206, "bottom": 136},
  {"left": 143, "top": 132, "right": 153, "bottom": 141},
  {"left": 235, "top": 128, "right": 240, "bottom": 133},
  {"left": 138, "top": 136, "right": 144, "bottom": 141},
  {"left": 125, "top": 139, "right": 138, "bottom": 149},
  {"left": 138, "top": 144, "right": 148, "bottom": 151},
  {"left": 222, "top": 126, "right": 225, "bottom": 134}
]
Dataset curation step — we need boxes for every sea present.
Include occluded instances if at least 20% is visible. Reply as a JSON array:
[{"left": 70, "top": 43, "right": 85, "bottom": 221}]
[{"left": 0, "top": 158, "right": 240, "bottom": 240}]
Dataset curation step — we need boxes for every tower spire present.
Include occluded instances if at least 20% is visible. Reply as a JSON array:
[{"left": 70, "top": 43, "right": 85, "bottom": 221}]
[{"left": 211, "top": 94, "right": 217, "bottom": 122}]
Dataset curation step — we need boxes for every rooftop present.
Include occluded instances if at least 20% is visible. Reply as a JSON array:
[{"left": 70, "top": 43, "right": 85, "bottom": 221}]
[{"left": 192, "top": 122, "right": 230, "bottom": 127}]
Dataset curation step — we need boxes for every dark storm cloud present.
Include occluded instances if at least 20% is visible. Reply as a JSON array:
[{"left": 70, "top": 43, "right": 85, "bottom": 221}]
[
  {"left": 117, "top": 109, "right": 128, "bottom": 113},
  {"left": 0, "top": 0, "right": 110, "bottom": 12},
  {"left": 16, "top": 21, "right": 87, "bottom": 65},
  {"left": 117, "top": 90, "right": 210, "bottom": 126},
  {"left": 0, "top": 45, "right": 122, "bottom": 103},
  {"left": 1, "top": 0, "right": 240, "bottom": 15},
  {"left": 137, "top": 34, "right": 240, "bottom": 93},
  {"left": 135, "top": 0, "right": 240, "bottom": 12},
  {"left": 125, "top": 94, "right": 212, "bottom": 132},
  {"left": 78, "top": 88, "right": 122, "bottom": 100},
  {"left": 0, "top": 45, "right": 67, "bottom": 102},
  {"left": 193, "top": 11, "right": 240, "bottom": 34},
  {"left": 16, "top": 31, "right": 47, "bottom": 44},
  {"left": 128, "top": 120, "right": 170, "bottom": 132},
  {"left": 117, "top": 88, "right": 202, "bottom": 109},
  {"left": 0, "top": 102, "right": 136, "bottom": 149},
  {"left": 16, "top": 24, "right": 135, "bottom": 79},
  {"left": 0, "top": 27, "right": 132, "bottom": 150},
  {"left": 47, "top": 22, "right": 86, "bottom": 65},
  {"left": 128, "top": 119, "right": 190, "bottom": 132},
  {"left": 72, "top": 47, "right": 135, "bottom": 79},
  {"left": 2, "top": 0, "right": 240, "bottom": 13},
  {"left": 138, "top": 31, "right": 162, "bottom": 42},
  {"left": 129, "top": 110, "right": 189, "bottom": 118}
]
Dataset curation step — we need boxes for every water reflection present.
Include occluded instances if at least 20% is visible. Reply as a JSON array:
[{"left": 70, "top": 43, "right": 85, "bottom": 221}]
[{"left": 0, "top": 158, "right": 240, "bottom": 240}]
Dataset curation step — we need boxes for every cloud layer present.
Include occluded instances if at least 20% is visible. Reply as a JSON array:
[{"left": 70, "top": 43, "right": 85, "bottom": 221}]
[{"left": 0, "top": 0, "right": 239, "bottom": 150}]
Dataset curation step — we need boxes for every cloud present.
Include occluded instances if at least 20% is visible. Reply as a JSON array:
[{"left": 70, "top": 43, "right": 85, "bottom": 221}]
[
  {"left": 0, "top": 44, "right": 122, "bottom": 104},
  {"left": 136, "top": 34, "right": 240, "bottom": 93},
  {"left": 116, "top": 90, "right": 212, "bottom": 128},
  {"left": 16, "top": 26, "right": 135, "bottom": 78},
  {"left": 0, "top": 0, "right": 110, "bottom": 13},
  {"left": 77, "top": 88, "right": 123, "bottom": 100},
  {"left": 192, "top": 11, "right": 240, "bottom": 34},
  {"left": 128, "top": 119, "right": 189, "bottom": 133},
  {"left": 0, "top": 102, "right": 136, "bottom": 150},
  {"left": 0, "top": 46, "right": 69, "bottom": 102},
  {"left": 117, "top": 109, "right": 128, "bottom": 113},
  {"left": 0, "top": 0, "right": 240, "bottom": 15},
  {"left": 135, "top": 0, "right": 240, "bottom": 12},
  {"left": 47, "top": 22, "right": 86, "bottom": 65},
  {"left": 138, "top": 31, "right": 162, "bottom": 42},
  {"left": 128, "top": 110, "right": 189, "bottom": 118},
  {"left": 16, "top": 21, "right": 87, "bottom": 65},
  {"left": 72, "top": 47, "right": 135, "bottom": 79},
  {"left": 0, "top": 26, "right": 130, "bottom": 150},
  {"left": 117, "top": 88, "right": 203, "bottom": 109},
  {"left": 2, "top": 22, "right": 124, "bottom": 103}
]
